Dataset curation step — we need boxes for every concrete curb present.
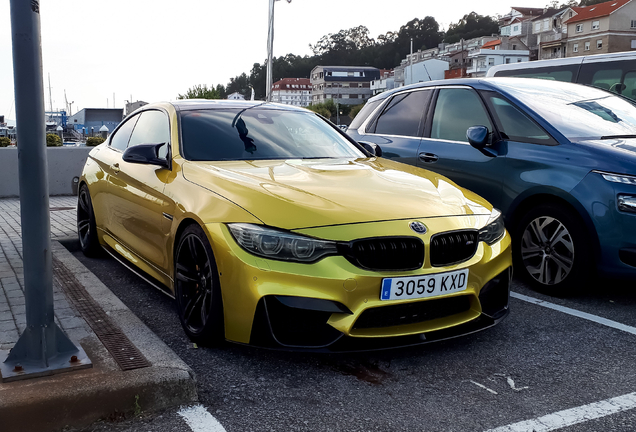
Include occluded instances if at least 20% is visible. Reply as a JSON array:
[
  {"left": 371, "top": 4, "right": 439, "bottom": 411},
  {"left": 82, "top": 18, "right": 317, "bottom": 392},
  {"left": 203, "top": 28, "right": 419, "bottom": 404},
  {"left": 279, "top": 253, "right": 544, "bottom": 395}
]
[{"left": 0, "top": 241, "right": 198, "bottom": 432}]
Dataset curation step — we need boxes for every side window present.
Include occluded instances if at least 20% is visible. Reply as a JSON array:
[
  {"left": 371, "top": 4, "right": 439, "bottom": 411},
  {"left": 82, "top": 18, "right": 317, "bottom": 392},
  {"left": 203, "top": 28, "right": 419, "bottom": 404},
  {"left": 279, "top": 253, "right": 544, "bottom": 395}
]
[
  {"left": 127, "top": 110, "right": 171, "bottom": 158},
  {"left": 493, "top": 65, "right": 578, "bottom": 82},
  {"left": 430, "top": 88, "right": 493, "bottom": 142},
  {"left": 349, "top": 99, "right": 381, "bottom": 131},
  {"left": 109, "top": 115, "right": 139, "bottom": 151},
  {"left": 371, "top": 90, "right": 432, "bottom": 137},
  {"left": 579, "top": 60, "right": 636, "bottom": 100},
  {"left": 483, "top": 93, "right": 555, "bottom": 145}
]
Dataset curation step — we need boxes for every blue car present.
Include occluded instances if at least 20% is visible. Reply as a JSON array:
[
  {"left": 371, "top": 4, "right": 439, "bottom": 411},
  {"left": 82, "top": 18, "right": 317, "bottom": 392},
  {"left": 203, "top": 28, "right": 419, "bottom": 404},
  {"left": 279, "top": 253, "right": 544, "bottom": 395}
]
[{"left": 347, "top": 78, "right": 636, "bottom": 295}]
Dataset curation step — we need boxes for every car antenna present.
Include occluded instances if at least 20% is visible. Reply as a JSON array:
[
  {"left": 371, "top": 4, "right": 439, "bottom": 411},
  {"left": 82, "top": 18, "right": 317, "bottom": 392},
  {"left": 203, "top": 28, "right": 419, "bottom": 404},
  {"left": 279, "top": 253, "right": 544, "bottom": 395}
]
[{"left": 422, "top": 63, "right": 432, "bottom": 82}]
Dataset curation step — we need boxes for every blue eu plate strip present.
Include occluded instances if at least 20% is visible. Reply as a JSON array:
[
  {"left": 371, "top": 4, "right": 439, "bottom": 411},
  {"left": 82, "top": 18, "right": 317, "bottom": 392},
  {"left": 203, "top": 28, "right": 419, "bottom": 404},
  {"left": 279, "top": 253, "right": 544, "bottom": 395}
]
[{"left": 381, "top": 279, "right": 392, "bottom": 300}]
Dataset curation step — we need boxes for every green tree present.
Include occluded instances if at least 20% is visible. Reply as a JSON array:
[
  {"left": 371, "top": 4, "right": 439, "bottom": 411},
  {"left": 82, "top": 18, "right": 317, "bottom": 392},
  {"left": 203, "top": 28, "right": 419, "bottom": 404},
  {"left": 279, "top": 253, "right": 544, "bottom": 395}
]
[
  {"left": 349, "top": 103, "right": 366, "bottom": 120},
  {"left": 226, "top": 73, "right": 251, "bottom": 100},
  {"left": 86, "top": 136, "right": 105, "bottom": 147},
  {"left": 0, "top": 137, "right": 10, "bottom": 147},
  {"left": 444, "top": 12, "right": 500, "bottom": 43},
  {"left": 177, "top": 84, "right": 221, "bottom": 100}
]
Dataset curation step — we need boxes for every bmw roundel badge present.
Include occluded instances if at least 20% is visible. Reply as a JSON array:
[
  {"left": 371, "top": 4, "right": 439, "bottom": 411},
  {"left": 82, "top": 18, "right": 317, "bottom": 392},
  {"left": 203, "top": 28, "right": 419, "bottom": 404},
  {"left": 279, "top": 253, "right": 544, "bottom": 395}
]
[{"left": 409, "top": 221, "right": 427, "bottom": 234}]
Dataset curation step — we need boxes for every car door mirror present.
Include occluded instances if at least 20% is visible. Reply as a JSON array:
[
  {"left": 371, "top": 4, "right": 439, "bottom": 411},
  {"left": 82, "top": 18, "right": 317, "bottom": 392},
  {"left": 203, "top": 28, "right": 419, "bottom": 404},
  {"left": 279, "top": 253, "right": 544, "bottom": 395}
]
[
  {"left": 122, "top": 143, "right": 169, "bottom": 168},
  {"left": 359, "top": 141, "right": 383, "bottom": 157},
  {"left": 466, "top": 126, "right": 489, "bottom": 149}
]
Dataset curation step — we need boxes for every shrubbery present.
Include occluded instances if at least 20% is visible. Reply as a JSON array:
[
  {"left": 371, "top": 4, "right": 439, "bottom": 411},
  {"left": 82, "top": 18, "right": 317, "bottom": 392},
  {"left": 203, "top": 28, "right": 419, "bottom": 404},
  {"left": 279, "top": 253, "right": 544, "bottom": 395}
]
[
  {"left": 46, "top": 133, "right": 62, "bottom": 147},
  {"left": 307, "top": 98, "right": 353, "bottom": 119},
  {"left": 86, "top": 136, "right": 105, "bottom": 147},
  {"left": 349, "top": 103, "right": 366, "bottom": 120},
  {"left": 0, "top": 137, "right": 10, "bottom": 147}
]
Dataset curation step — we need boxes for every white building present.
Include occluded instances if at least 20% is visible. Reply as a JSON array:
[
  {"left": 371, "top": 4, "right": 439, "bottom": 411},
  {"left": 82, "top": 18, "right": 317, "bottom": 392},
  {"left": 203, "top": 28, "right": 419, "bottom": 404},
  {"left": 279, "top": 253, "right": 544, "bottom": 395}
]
[
  {"left": 271, "top": 78, "right": 312, "bottom": 107},
  {"left": 467, "top": 38, "right": 530, "bottom": 77},
  {"left": 227, "top": 92, "right": 245, "bottom": 101}
]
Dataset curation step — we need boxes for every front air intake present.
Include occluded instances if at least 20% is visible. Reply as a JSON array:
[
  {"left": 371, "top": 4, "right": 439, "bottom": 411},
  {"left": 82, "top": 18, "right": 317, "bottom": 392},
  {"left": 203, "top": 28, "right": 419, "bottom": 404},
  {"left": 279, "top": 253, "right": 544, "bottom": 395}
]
[{"left": 341, "top": 237, "right": 424, "bottom": 271}]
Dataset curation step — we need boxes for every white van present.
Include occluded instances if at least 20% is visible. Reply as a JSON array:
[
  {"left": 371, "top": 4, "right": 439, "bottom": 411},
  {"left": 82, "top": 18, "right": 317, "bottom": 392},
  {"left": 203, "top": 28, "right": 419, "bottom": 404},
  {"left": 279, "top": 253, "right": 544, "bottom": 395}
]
[{"left": 486, "top": 51, "right": 636, "bottom": 101}]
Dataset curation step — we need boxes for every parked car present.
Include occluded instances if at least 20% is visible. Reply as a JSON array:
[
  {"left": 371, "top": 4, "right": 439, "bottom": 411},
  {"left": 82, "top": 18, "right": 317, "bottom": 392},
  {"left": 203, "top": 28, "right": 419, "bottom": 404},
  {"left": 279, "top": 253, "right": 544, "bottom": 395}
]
[
  {"left": 486, "top": 51, "right": 636, "bottom": 102},
  {"left": 347, "top": 78, "right": 636, "bottom": 295},
  {"left": 77, "top": 100, "right": 512, "bottom": 351}
]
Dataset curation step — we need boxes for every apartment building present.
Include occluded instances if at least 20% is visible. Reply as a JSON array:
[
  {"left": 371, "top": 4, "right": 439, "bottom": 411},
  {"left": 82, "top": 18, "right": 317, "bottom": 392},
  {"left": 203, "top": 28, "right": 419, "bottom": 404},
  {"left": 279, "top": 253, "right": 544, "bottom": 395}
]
[
  {"left": 310, "top": 66, "right": 380, "bottom": 105},
  {"left": 467, "top": 37, "right": 530, "bottom": 77},
  {"left": 271, "top": 78, "right": 312, "bottom": 107},
  {"left": 499, "top": 7, "right": 543, "bottom": 58},
  {"left": 563, "top": 0, "right": 636, "bottom": 56}
]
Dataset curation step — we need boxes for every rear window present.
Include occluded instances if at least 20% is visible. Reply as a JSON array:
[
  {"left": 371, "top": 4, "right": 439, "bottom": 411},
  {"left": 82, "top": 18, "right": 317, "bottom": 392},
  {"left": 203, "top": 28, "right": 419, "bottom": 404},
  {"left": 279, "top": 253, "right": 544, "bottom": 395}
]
[
  {"left": 492, "top": 65, "right": 579, "bottom": 83},
  {"left": 180, "top": 108, "right": 365, "bottom": 161}
]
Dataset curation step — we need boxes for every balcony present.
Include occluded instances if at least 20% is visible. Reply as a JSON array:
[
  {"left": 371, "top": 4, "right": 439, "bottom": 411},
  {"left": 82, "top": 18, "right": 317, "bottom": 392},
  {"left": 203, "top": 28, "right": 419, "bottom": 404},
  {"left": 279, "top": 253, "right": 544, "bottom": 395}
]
[{"left": 540, "top": 33, "right": 564, "bottom": 48}]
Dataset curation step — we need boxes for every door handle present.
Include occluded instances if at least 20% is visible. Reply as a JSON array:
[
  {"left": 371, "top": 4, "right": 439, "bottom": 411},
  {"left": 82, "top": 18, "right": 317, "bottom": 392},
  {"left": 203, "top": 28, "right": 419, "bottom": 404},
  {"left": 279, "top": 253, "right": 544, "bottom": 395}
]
[
  {"left": 419, "top": 152, "right": 439, "bottom": 163},
  {"left": 112, "top": 162, "right": 120, "bottom": 174}
]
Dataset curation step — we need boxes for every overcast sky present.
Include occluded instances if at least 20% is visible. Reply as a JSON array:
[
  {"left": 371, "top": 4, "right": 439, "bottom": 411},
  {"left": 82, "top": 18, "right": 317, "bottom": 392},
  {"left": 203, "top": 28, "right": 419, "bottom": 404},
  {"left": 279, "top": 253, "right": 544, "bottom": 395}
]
[{"left": 0, "top": 0, "right": 550, "bottom": 120}]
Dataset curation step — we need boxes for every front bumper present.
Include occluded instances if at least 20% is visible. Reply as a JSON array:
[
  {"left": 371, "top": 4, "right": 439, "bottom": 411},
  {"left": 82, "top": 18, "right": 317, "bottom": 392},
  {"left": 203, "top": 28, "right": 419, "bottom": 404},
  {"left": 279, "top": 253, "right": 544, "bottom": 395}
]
[{"left": 204, "top": 217, "right": 512, "bottom": 351}]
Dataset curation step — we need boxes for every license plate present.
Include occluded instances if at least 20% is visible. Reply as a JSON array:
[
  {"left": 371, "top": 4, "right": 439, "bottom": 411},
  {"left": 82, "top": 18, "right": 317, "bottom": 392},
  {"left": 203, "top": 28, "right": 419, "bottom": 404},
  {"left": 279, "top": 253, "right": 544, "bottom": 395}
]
[{"left": 380, "top": 269, "right": 469, "bottom": 301}]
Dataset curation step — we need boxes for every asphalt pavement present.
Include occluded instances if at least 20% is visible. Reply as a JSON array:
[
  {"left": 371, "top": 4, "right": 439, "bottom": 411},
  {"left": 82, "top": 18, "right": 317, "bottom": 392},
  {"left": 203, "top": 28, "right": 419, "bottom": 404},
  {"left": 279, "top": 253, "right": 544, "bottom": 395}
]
[{"left": 60, "top": 236, "right": 636, "bottom": 432}]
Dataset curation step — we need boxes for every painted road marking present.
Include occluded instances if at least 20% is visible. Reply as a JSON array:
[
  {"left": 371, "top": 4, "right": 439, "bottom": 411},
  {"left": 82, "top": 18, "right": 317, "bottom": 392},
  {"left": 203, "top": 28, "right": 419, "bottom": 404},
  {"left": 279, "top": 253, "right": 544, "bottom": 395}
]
[
  {"left": 178, "top": 405, "right": 227, "bottom": 432},
  {"left": 470, "top": 380, "right": 498, "bottom": 395},
  {"left": 484, "top": 391, "right": 636, "bottom": 431},
  {"left": 511, "top": 292, "right": 636, "bottom": 336}
]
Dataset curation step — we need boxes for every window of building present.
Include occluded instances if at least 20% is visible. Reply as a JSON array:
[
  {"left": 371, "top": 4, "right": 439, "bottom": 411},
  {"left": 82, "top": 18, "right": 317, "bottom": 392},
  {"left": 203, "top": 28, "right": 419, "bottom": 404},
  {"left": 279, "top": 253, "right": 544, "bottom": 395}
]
[
  {"left": 543, "top": 19, "right": 549, "bottom": 30},
  {"left": 576, "top": 23, "right": 583, "bottom": 32},
  {"left": 585, "top": 41, "right": 590, "bottom": 50},
  {"left": 592, "top": 20, "right": 600, "bottom": 30},
  {"left": 632, "top": 39, "right": 636, "bottom": 48},
  {"left": 513, "top": 25, "right": 519, "bottom": 32},
  {"left": 597, "top": 39, "right": 603, "bottom": 49},
  {"left": 512, "top": 44, "right": 517, "bottom": 50},
  {"left": 517, "top": 58, "right": 522, "bottom": 62},
  {"left": 488, "top": 57, "right": 495, "bottom": 66},
  {"left": 358, "top": 83, "right": 364, "bottom": 87},
  {"left": 535, "top": 22, "right": 541, "bottom": 32},
  {"left": 632, "top": 20, "right": 636, "bottom": 28},
  {"left": 506, "top": 58, "right": 511, "bottom": 64},
  {"left": 573, "top": 43, "right": 579, "bottom": 52}
]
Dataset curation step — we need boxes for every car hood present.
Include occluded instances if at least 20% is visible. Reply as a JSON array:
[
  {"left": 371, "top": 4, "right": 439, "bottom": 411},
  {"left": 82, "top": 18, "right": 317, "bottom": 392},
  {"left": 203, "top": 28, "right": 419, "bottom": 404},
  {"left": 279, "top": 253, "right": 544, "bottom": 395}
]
[
  {"left": 574, "top": 138, "right": 636, "bottom": 173},
  {"left": 182, "top": 158, "right": 492, "bottom": 230}
]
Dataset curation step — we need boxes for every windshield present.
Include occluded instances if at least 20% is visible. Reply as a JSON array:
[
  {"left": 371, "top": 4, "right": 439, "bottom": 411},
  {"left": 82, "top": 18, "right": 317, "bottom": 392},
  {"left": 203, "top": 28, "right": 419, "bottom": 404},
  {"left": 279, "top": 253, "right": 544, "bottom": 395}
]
[
  {"left": 494, "top": 79, "right": 636, "bottom": 141},
  {"left": 180, "top": 108, "right": 365, "bottom": 161}
]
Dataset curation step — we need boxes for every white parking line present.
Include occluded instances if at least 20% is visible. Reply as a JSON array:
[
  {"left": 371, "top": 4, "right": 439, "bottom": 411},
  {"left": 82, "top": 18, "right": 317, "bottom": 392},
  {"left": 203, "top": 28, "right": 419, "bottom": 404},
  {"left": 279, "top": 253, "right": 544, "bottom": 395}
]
[
  {"left": 484, "top": 392, "right": 636, "bottom": 431},
  {"left": 178, "top": 405, "right": 227, "bottom": 432},
  {"left": 511, "top": 292, "right": 636, "bottom": 336}
]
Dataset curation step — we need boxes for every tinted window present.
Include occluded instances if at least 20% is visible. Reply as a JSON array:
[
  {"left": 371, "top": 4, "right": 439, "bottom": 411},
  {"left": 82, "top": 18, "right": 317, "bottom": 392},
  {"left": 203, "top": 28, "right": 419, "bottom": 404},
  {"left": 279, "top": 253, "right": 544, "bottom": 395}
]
[
  {"left": 109, "top": 115, "right": 139, "bottom": 151},
  {"left": 128, "top": 110, "right": 170, "bottom": 158},
  {"left": 483, "top": 93, "right": 555, "bottom": 145},
  {"left": 349, "top": 99, "right": 381, "bottom": 131},
  {"left": 372, "top": 90, "right": 431, "bottom": 137},
  {"left": 493, "top": 65, "right": 579, "bottom": 82},
  {"left": 180, "top": 109, "right": 365, "bottom": 161},
  {"left": 430, "top": 88, "right": 493, "bottom": 142},
  {"left": 578, "top": 60, "right": 636, "bottom": 101}
]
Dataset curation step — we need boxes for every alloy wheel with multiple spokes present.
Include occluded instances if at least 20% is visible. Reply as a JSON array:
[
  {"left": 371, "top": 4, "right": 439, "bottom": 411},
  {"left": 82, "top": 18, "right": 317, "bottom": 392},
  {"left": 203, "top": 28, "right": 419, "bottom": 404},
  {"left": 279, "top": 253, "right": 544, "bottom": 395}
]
[
  {"left": 521, "top": 216, "right": 574, "bottom": 286},
  {"left": 175, "top": 224, "right": 224, "bottom": 343},
  {"left": 515, "top": 204, "right": 592, "bottom": 295},
  {"left": 77, "top": 185, "right": 100, "bottom": 256}
]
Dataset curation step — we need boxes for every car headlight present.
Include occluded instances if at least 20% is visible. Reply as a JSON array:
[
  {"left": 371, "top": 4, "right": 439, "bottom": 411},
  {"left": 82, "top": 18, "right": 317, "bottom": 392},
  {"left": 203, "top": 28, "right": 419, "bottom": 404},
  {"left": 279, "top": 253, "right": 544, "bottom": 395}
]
[
  {"left": 618, "top": 194, "right": 636, "bottom": 214},
  {"left": 479, "top": 208, "right": 505, "bottom": 245},
  {"left": 599, "top": 172, "right": 636, "bottom": 185},
  {"left": 228, "top": 223, "right": 338, "bottom": 263}
]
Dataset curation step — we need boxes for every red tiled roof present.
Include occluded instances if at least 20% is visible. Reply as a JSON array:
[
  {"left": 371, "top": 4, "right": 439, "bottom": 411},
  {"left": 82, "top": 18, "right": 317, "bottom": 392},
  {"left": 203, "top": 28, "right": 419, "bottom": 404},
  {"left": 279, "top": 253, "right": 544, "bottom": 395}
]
[
  {"left": 272, "top": 78, "right": 311, "bottom": 90},
  {"left": 566, "top": 0, "right": 631, "bottom": 24},
  {"left": 481, "top": 40, "right": 502, "bottom": 49}
]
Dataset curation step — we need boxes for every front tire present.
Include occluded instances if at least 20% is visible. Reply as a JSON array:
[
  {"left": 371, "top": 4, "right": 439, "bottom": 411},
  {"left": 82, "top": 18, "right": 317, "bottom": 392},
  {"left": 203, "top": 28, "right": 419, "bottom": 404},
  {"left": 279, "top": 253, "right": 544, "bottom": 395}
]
[
  {"left": 174, "top": 224, "right": 224, "bottom": 344},
  {"left": 77, "top": 184, "right": 101, "bottom": 257},
  {"left": 514, "top": 204, "right": 593, "bottom": 296}
]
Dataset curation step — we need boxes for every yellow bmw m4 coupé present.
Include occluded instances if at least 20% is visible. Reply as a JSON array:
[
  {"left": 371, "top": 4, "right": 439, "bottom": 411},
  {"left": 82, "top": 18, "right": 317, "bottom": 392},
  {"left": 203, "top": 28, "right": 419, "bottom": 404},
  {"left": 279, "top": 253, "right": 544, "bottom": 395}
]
[{"left": 77, "top": 100, "right": 512, "bottom": 351}]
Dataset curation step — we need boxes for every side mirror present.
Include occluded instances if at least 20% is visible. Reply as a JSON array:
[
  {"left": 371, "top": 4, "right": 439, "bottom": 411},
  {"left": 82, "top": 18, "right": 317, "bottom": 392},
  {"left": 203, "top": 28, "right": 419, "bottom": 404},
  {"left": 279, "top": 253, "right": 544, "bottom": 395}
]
[
  {"left": 123, "top": 143, "right": 169, "bottom": 168},
  {"left": 466, "top": 126, "right": 489, "bottom": 150},
  {"left": 358, "top": 141, "right": 383, "bottom": 157}
]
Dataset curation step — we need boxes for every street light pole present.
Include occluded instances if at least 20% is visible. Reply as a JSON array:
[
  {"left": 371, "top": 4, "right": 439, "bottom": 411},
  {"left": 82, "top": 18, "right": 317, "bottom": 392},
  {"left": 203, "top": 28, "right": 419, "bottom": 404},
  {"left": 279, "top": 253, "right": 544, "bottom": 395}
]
[
  {"left": 2, "top": 0, "right": 90, "bottom": 382},
  {"left": 266, "top": 0, "right": 291, "bottom": 102}
]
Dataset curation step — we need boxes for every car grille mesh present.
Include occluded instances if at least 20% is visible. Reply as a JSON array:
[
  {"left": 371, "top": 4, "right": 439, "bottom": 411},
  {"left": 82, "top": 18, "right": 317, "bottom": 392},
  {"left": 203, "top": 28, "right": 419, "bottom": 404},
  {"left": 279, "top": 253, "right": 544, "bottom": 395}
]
[
  {"left": 430, "top": 230, "right": 478, "bottom": 267},
  {"left": 353, "top": 295, "right": 471, "bottom": 329},
  {"left": 343, "top": 237, "right": 424, "bottom": 271}
]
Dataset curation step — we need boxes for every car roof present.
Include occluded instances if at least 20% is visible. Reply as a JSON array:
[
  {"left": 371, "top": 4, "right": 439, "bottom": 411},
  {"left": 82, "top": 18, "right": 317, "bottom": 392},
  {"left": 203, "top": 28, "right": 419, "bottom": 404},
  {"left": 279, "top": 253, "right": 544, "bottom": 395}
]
[{"left": 168, "top": 99, "right": 310, "bottom": 112}]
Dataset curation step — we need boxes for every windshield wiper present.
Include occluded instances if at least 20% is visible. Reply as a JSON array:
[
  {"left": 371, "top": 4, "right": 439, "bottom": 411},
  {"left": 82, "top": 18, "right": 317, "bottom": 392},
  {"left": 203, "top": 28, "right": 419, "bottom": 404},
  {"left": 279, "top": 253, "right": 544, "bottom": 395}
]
[{"left": 600, "top": 134, "right": 636, "bottom": 140}]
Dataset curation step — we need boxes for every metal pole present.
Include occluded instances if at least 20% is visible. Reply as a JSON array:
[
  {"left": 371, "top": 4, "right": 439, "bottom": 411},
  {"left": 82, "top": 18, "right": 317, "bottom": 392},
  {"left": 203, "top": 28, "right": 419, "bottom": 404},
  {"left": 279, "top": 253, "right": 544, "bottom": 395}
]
[
  {"left": 410, "top": 38, "right": 413, "bottom": 86},
  {"left": 266, "top": 0, "right": 275, "bottom": 102},
  {"left": 2, "top": 0, "right": 90, "bottom": 383}
]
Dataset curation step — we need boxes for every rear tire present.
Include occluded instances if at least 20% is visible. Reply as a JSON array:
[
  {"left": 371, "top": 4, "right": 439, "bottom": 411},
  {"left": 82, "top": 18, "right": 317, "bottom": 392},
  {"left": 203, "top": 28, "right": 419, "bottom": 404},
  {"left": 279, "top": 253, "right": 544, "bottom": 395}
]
[
  {"left": 77, "top": 184, "right": 101, "bottom": 257},
  {"left": 174, "top": 224, "right": 225, "bottom": 344},
  {"left": 514, "top": 204, "right": 593, "bottom": 296}
]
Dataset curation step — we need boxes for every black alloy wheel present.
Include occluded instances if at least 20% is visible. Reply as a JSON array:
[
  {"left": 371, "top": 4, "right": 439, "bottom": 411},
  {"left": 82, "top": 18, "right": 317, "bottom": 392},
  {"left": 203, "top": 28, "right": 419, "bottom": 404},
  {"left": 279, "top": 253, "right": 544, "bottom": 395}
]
[
  {"left": 174, "top": 224, "right": 224, "bottom": 344},
  {"left": 77, "top": 184, "right": 101, "bottom": 257},
  {"left": 515, "top": 204, "right": 592, "bottom": 296}
]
